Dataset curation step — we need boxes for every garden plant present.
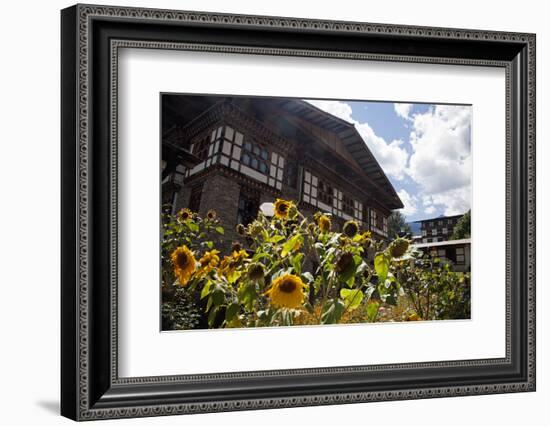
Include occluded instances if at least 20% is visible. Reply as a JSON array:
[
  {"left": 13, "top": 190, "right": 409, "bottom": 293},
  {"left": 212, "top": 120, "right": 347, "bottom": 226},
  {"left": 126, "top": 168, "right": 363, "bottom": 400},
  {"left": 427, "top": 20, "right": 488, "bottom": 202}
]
[{"left": 161, "top": 200, "right": 470, "bottom": 330}]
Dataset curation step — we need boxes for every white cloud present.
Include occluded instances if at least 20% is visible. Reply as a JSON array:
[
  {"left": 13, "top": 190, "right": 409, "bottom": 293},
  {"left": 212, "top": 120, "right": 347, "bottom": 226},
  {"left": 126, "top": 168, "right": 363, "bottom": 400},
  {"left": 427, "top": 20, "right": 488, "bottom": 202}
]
[
  {"left": 397, "top": 189, "right": 418, "bottom": 217},
  {"left": 394, "top": 103, "right": 413, "bottom": 121},
  {"left": 306, "top": 99, "right": 409, "bottom": 180},
  {"left": 425, "top": 205, "right": 436, "bottom": 215},
  {"left": 422, "top": 187, "right": 471, "bottom": 216},
  {"left": 306, "top": 99, "right": 354, "bottom": 123},
  {"left": 305, "top": 100, "right": 472, "bottom": 218},
  {"left": 407, "top": 105, "right": 472, "bottom": 215}
]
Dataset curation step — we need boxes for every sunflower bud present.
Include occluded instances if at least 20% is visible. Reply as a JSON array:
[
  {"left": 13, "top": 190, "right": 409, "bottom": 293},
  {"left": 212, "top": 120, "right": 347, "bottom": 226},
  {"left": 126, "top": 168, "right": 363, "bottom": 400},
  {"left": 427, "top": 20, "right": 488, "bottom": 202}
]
[{"left": 248, "top": 222, "right": 263, "bottom": 237}]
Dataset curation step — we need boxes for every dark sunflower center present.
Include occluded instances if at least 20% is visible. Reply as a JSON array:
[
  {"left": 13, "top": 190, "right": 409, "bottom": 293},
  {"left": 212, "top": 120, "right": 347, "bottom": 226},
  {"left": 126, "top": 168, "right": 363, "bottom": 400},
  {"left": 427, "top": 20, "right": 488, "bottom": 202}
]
[
  {"left": 344, "top": 222, "right": 358, "bottom": 237},
  {"left": 278, "top": 203, "right": 288, "bottom": 213},
  {"left": 249, "top": 265, "right": 264, "bottom": 280},
  {"left": 279, "top": 278, "right": 297, "bottom": 293},
  {"left": 175, "top": 252, "right": 189, "bottom": 269}
]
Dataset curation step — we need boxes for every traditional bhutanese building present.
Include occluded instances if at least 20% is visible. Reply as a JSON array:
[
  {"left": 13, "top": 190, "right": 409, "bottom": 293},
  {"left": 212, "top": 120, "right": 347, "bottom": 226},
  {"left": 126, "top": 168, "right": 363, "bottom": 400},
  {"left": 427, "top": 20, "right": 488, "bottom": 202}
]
[
  {"left": 415, "top": 213, "right": 465, "bottom": 243},
  {"left": 413, "top": 238, "right": 471, "bottom": 273},
  {"left": 161, "top": 95, "right": 403, "bottom": 247}
]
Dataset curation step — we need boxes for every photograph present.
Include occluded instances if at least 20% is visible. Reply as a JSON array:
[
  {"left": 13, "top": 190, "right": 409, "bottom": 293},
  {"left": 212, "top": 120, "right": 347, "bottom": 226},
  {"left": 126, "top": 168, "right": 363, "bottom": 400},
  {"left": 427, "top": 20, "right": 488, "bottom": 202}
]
[
  {"left": 160, "top": 94, "right": 472, "bottom": 330},
  {"left": 56, "top": 2, "right": 536, "bottom": 421}
]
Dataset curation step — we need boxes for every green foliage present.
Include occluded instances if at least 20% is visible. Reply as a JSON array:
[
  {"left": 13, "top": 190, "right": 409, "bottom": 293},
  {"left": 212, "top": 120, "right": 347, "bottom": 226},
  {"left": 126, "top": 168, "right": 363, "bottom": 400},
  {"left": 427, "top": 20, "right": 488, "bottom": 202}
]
[
  {"left": 161, "top": 201, "right": 471, "bottom": 330},
  {"left": 451, "top": 210, "right": 471, "bottom": 240},
  {"left": 340, "top": 288, "right": 363, "bottom": 311},
  {"left": 365, "top": 301, "right": 380, "bottom": 322},
  {"left": 387, "top": 210, "right": 412, "bottom": 239},
  {"left": 393, "top": 256, "right": 471, "bottom": 320},
  {"left": 161, "top": 287, "right": 201, "bottom": 330}
]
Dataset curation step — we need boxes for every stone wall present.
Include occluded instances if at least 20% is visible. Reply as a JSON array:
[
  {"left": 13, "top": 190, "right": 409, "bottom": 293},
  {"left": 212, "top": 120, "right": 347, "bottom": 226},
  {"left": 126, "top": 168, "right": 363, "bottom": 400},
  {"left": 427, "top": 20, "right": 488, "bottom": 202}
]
[{"left": 199, "top": 173, "right": 242, "bottom": 254}]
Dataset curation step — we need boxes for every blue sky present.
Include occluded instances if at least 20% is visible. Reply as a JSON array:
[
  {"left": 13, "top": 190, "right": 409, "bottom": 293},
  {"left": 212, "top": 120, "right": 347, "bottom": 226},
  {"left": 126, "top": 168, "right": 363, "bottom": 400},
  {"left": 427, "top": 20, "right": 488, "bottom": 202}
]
[{"left": 306, "top": 99, "right": 472, "bottom": 224}]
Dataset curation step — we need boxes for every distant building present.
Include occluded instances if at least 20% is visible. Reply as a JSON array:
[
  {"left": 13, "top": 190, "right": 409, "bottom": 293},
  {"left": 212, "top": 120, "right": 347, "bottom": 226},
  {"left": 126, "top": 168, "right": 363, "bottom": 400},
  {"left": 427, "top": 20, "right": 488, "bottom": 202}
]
[
  {"left": 413, "top": 238, "right": 471, "bottom": 273},
  {"left": 161, "top": 95, "right": 403, "bottom": 248},
  {"left": 415, "top": 213, "right": 465, "bottom": 243}
]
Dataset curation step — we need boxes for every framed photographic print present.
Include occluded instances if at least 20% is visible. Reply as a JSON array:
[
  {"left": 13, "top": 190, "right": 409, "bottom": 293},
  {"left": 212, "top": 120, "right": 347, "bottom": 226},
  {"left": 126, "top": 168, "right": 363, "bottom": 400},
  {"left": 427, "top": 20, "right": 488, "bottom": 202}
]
[{"left": 61, "top": 4, "right": 536, "bottom": 421}]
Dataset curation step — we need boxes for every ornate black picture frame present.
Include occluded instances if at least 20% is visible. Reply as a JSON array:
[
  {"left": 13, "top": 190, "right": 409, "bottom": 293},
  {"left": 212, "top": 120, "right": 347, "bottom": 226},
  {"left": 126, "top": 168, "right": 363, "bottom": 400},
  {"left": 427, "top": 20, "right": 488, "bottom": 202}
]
[{"left": 61, "top": 4, "right": 536, "bottom": 421}]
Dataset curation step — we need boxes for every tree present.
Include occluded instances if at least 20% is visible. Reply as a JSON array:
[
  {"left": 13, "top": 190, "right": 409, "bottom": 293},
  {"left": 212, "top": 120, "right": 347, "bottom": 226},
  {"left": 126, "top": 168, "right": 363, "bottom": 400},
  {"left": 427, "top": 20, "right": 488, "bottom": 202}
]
[
  {"left": 451, "top": 210, "right": 471, "bottom": 240},
  {"left": 387, "top": 211, "right": 412, "bottom": 240}
]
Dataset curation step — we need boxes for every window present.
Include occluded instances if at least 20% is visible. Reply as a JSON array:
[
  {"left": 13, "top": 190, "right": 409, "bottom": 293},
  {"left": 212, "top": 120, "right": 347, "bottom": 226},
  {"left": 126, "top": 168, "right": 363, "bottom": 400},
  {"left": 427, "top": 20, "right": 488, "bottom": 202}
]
[
  {"left": 373, "top": 210, "right": 385, "bottom": 231},
  {"left": 192, "top": 135, "right": 211, "bottom": 161},
  {"left": 318, "top": 180, "right": 333, "bottom": 205},
  {"left": 456, "top": 247, "right": 465, "bottom": 264},
  {"left": 438, "top": 220, "right": 443, "bottom": 226},
  {"left": 442, "top": 227, "right": 448, "bottom": 234},
  {"left": 285, "top": 160, "right": 298, "bottom": 189},
  {"left": 188, "top": 184, "right": 203, "bottom": 213},
  {"left": 369, "top": 209, "right": 385, "bottom": 232},
  {"left": 363, "top": 205, "right": 370, "bottom": 226},
  {"left": 422, "top": 230, "right": 427, "bottom": 236},
  {"left": 432, "top": 229, "right": 438, "bottom": 236},
  {"left": 342, "top": 194, "right": 354, "bottom": 216},
  {"left": 237, "top": 189, "right": 260, "bottom": 226},
  {"left": 241, "top": 139, "right": 269, "bottom": 174}
]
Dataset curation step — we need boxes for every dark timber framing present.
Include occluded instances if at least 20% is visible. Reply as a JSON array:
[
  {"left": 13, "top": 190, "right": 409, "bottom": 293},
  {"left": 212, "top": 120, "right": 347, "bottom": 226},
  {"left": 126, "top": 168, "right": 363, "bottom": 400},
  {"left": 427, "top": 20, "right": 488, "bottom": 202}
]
[{"left": 161, "top": 95, "right": 401, "bottom": 243}]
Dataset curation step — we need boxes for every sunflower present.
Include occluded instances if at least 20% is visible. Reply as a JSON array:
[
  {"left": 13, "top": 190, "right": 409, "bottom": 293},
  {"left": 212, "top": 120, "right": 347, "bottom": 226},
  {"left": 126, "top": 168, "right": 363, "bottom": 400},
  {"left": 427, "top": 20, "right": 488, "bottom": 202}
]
[
  {"left": 343, "top": 220, "right": 359, "bottom": 237},
  {"left": 198, "top": 249, "right": 220, "bottom": 276},
  {"left": 231, "top": 249, "right": 248, "bottom": 263},
  {"left": 206, "top": 209, "right": 217, "bottom": 220},
  {"left": 219, "top": 249, "right": 248, "bottom": 277},
  {"left": 248, "top": 221, "right": 263, "bottom": 237},
  {"left": 317, "top": 214, "right": 331, "bottom": 233},
  {"left": 334, "top": 252, "right": 354, "bottom": 274},
  {"left": 247, "top": 263, "right": 265, "bottom": 281},
  {"left": 274, "top": 199, "right": 293, "bottom": 219},
  {"left": 389, "top": 238, "right": 410, "bottom": 258},
  {"left": 231, "top": 241, "right": 242, "bottom": 253},
  {"left": 236, "top": 223, "right": 246, "bottom": 236},
  {"left": 171, "top": 245, "right": 196, "bottom": 286},
  {"left": 177, "top": 208, "right": 193, "bottom": 222},
  {"left": 265, "top": 274, "right": 306, "bottom": 309}
]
